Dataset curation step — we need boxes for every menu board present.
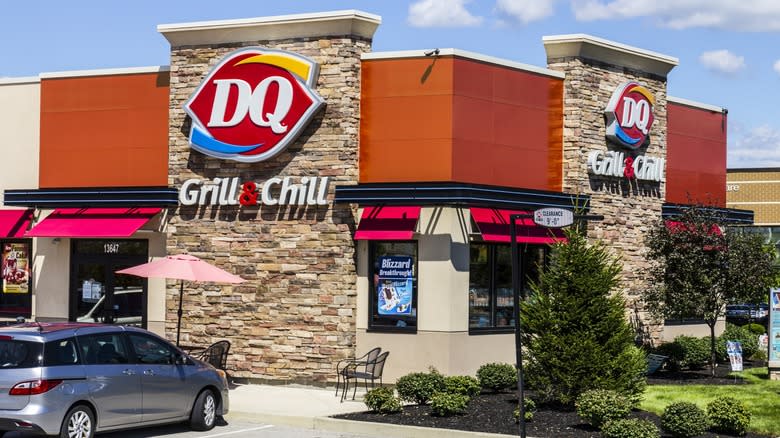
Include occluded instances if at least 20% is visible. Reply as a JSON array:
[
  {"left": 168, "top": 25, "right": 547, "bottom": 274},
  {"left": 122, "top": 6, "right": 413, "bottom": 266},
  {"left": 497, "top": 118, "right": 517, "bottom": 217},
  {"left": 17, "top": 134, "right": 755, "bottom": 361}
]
[
  {"left": 2, "top": 243, "right": 29, "bottom": 294},
  {"left": 770, "top": 288, "right": 780, "bottom": 367}
]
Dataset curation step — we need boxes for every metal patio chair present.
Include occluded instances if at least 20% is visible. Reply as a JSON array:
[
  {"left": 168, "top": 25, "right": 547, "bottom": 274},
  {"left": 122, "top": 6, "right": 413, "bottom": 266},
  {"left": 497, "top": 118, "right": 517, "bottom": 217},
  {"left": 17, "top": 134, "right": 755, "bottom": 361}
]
[
  {"left": 335, "top": 347, "right": 381, "bottom": 399},
  {"left": 341, "top": 351, "right": 389, "bottom": 402},
  {"left": 196, "top": 340, "right": 231, "bottom": 380}
]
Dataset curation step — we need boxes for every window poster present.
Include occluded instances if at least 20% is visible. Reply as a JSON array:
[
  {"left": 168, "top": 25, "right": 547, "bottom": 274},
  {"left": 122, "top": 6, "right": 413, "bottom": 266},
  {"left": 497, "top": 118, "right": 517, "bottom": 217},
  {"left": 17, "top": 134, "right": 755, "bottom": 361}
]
[
  {"left": 2, "top": 243, "right": 29, "bottom": 294},
  {"left": 377, "top": 256, "right": 413, "bottom": 316},
  {"left": 770, "top": 288, "right": 780, "bottom": 363}
]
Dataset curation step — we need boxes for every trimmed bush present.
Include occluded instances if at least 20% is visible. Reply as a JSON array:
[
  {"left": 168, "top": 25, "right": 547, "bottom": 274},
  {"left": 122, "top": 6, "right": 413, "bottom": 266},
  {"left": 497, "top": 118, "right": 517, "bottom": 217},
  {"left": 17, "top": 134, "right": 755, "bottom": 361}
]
[
  {"left": 707, "top": 396, "right": 751, "bottom": 436},
  {"left": 430, "top": 392, "right": 469, "bottom": 417},
  {"left": 654, "top": 341, "right": 684, "bottom": 372},
  {"left": 601, "top": 418, "right": 660, "bottom": 438},
  {"left": 363, "top": 387, "right": 401, "bottom": 414},
  {"left": 513, "top": 398, "right": 537, "bottom": 423},
  {"left": 575, "top": 389, "right": 632, "bottom": 429},
  {"left": 477, "top": 363, "right": 517, "bottom": 393},
  {"left": 746, "top": 323, "right": 766, "bottom": 335},
  {"left": 661, "top": 402, "right": 708, "bottom": 438},
  {"left": 395, "top": 371, "right": 445, "bottom": 405},
  {"left": 673, "top": 336, "right": 710, "bottom": 370},
  {"left": 443, "top": 375, "right": 481, "bottom": 397},
  {"left": 717, "top": 324, "right": 759, "bottom": 362}
]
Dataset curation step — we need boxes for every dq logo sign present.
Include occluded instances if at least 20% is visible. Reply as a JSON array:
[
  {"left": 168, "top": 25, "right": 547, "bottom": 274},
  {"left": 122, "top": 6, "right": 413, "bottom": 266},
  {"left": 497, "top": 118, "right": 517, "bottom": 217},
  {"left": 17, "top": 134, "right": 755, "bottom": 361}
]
[
  {"left": 184, "top": 48, "right": 324, "bottom": 163},
  {"left": 605, "top": 82, "right": 655, "bottom": 149}
]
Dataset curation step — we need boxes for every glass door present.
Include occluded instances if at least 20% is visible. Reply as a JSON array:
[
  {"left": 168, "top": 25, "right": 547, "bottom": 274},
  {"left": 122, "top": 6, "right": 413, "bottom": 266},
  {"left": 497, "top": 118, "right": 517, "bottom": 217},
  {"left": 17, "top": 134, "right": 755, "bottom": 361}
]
[{"left": 70, "top": 240, "right": 148, "bottom": 327}]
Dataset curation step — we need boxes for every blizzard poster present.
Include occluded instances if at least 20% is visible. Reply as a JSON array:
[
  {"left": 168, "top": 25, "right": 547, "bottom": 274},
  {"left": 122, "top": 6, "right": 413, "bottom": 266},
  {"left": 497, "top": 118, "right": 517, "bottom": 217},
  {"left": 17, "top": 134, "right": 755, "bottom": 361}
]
[{"left": 377, "top": 256, "right": 413, "bottom": 316}]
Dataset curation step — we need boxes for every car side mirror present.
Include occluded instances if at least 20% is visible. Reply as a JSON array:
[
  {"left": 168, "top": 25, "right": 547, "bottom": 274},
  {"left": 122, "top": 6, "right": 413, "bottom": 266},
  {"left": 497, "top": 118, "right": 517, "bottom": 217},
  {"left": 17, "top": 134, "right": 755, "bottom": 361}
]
[{"left": 174, "top": 353, "right": 187, "bottom": 365}]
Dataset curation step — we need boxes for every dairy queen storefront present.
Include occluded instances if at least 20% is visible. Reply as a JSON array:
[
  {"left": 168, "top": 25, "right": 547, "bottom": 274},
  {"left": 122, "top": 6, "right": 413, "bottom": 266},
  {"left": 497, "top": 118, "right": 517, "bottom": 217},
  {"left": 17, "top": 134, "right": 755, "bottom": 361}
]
[{"left": 0, "top": 10, "right": 749, "bottom": 384}]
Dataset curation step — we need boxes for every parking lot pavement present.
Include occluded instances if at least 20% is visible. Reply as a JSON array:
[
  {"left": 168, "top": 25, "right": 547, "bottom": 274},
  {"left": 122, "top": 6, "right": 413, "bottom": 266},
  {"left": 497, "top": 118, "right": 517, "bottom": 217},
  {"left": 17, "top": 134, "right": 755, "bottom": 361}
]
[{"left": 3, "top": 420, "right": 376, "bottom": 438}]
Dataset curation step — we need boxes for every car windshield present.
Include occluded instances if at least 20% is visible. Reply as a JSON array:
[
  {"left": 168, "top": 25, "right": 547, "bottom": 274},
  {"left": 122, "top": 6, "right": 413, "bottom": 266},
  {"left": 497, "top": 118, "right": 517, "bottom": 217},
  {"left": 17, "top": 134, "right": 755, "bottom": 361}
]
[{"left": 0, "top": 339, "right": 42, "bottom": 369}]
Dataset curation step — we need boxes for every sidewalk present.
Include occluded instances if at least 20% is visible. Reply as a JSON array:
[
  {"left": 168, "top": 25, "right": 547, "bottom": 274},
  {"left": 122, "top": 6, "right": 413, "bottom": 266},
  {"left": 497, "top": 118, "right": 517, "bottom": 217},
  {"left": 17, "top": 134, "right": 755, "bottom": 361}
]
[{"left": 225, "top": 383, "right": 515, "bottom": 438}]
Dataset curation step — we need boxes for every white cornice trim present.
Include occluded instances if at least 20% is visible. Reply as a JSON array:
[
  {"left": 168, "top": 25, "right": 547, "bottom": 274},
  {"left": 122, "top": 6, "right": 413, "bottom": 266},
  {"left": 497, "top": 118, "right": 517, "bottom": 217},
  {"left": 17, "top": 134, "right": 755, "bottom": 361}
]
[
  {"left": 362, "top": 49, "right": 565, "bottom": 79},
  {"left": 668, "top": 96, "right": 724, "bottom": 113},
  {"left": 543, "top": 34, "right": 678, "bottom": 77},
  {"left": 40, "top": 66, "right": 170, "bottom": 79},
  {"left": 0, "top": 76, "right": 40, "bottom": 85},
  {"left": 158, "top": 10, "right": 381, "bottom": 47}
]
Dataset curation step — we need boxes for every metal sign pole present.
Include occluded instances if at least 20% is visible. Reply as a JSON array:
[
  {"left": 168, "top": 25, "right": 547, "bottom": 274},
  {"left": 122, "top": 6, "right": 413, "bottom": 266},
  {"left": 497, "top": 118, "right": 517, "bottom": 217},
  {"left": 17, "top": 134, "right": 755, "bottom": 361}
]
[{"left": 509, "top": 214, "right": 526, "bottom": 438}]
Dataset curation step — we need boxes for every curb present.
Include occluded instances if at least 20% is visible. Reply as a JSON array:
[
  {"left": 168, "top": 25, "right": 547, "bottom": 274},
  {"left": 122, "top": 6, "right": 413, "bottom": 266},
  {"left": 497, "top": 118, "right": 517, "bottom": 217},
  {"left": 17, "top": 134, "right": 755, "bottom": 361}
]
[{"left": 225, "top": 411, "right": 521, "bottom": 438}]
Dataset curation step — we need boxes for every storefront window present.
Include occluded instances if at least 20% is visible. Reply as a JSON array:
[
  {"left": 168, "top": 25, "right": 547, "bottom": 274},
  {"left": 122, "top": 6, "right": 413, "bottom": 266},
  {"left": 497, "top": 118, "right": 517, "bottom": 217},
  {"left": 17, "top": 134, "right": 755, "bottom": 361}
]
[
  {"left": 368, "top": 241, "right": 418, "bottom": 332},
  {"left": 0, "top": 240, "right": 32, "bottom": 319},
  {"left": 469, "top": 243, "right": 547, "bottom": 333}
]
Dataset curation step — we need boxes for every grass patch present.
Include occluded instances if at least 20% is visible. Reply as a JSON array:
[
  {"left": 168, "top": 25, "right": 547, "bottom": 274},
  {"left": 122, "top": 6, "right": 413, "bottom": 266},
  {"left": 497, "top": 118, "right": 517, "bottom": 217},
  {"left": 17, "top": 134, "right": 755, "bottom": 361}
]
[{"left": 641, "top": 368, "right": 780, "bottom": 435}]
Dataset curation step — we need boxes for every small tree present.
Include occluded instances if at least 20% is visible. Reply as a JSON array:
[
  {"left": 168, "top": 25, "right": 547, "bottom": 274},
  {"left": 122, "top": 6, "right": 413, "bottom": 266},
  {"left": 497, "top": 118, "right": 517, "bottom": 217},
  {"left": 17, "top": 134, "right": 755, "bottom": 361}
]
[
  {"left": 521, "top": 227, "right": 647, "bottom": 406},
  {"left": 644, "top": 204, "right": 776, "bottom": 375}
]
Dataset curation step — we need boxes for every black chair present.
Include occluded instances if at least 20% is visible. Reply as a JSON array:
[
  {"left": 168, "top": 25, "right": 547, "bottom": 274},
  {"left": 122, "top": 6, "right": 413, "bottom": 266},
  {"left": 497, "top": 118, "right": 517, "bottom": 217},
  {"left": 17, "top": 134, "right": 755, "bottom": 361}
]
[
  {"left": 341, "top": 351, "right": 389, "bottom": 402},
  {"left": 196, "top": 340, "right": 231, "bottom": 378},
  {"left": 335, "top": 347, "right": 381, "bottom": 399}
]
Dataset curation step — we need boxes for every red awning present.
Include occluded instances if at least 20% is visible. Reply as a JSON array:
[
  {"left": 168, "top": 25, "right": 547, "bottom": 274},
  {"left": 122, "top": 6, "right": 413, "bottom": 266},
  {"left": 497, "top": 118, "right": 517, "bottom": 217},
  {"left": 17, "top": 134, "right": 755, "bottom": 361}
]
[
  {"left": 0, "top": 209, "right": 33, "bottom": 238},
  {"left": 470, "top": 207, "right": 566, "bottom": 244},
  {"left": 355, "top": 206, "right": 421, "bottom": 240},
  {"left": 25, "top": 208, "right": 161, "bottom": 238}
]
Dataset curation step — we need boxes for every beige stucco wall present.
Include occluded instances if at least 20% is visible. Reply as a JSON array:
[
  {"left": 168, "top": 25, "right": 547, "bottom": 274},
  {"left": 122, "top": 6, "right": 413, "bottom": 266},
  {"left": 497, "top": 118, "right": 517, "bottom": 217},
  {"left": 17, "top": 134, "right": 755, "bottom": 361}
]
[
  {"left": 0, "top": 79, "right": 40, "bottom": 192},
  {"left": 357, "top": 207, "right": 517, "bottom": 381}
]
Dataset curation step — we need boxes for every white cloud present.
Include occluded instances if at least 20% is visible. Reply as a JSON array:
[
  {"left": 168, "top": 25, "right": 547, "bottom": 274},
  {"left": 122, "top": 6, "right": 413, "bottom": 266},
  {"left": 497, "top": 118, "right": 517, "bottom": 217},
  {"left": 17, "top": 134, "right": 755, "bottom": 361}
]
[
  {"left": 495, "top": 0, "right": 556, "bottom": 24},
  {"left": 408, "top": 0, "right": 483, "bottom": 27},
  {"left": 774, "top": 60, "right": 780, "bottom": 75},
  {"left": 698, "top": 50, "right": 746, "bottom": 75},
  {"left": 729, "top": 125, "right": 780, "bottom": 168},
  {"left": 571, "top": 0, "right": 780, "bottom": 31}
]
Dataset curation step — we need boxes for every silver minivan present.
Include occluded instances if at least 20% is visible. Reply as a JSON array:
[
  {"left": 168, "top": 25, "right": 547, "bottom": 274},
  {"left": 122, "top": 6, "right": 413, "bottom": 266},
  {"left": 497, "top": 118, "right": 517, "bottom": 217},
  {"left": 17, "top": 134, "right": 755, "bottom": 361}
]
[{"left": 0, "top": 323, "right": 229, "bottom": 437}]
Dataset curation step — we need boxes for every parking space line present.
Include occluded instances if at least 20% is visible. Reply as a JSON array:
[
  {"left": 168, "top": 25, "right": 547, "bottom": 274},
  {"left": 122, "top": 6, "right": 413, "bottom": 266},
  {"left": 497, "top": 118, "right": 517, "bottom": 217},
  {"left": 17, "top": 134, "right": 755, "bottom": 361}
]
[{"left": 202, "top": 425, "right": 274, "bottom": 437}]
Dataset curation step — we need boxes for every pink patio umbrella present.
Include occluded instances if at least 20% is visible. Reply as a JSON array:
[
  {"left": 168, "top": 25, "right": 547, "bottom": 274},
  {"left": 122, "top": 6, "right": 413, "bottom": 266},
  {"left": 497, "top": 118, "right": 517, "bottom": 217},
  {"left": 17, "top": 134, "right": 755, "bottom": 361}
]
[{"left": 116, "top": 254, "right": 245, "bottom": 346}]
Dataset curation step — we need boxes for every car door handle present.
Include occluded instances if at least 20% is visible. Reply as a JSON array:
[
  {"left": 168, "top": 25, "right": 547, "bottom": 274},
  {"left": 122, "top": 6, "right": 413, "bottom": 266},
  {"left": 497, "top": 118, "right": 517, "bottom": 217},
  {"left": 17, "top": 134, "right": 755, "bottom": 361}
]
[
  {"left": 143, "top": 369, "right": 155, "bottom": 376},
  {"left": 122, "top": 369, "right": 136, "bottom": 376}
]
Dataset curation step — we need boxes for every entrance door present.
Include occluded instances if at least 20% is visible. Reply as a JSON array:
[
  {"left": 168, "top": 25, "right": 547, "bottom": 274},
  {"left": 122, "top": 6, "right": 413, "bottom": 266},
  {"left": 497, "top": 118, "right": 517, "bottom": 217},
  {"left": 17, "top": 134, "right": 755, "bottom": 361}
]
[{"left": 70, "top": 240, "right": 148, "bottom": 327}]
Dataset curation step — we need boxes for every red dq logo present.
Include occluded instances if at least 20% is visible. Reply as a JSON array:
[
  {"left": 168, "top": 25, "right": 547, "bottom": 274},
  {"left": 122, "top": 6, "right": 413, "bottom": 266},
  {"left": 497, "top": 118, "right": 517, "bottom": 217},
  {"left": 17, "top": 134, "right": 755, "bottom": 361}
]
[
  {"left": 604, "top": 82, "right": 655, "bottom": 149},
  {"left": 184, "top": 48, "right": 324, "bottom": 162}
]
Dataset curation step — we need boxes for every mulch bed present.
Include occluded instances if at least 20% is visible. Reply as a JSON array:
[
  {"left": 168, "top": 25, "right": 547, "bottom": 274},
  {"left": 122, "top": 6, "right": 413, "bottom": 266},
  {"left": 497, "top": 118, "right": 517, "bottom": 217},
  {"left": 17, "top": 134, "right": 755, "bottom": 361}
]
[{"left": 334, "top": 365, "right": 772, "bottom": 437}]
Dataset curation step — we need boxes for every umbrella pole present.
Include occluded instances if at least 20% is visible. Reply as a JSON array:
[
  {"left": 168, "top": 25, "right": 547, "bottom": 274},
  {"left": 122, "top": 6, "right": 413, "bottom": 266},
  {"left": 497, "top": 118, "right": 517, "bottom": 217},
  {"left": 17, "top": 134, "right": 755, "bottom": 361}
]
[{"left": 176, "top": 281, "right": 183, "bottom": 346}]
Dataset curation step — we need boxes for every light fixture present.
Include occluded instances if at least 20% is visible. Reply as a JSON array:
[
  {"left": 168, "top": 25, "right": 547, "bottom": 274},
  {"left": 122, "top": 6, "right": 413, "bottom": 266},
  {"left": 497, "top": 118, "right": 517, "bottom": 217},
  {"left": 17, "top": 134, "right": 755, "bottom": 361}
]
[{"left": 424, "top": 48, "right": 440, "bottom": 57}]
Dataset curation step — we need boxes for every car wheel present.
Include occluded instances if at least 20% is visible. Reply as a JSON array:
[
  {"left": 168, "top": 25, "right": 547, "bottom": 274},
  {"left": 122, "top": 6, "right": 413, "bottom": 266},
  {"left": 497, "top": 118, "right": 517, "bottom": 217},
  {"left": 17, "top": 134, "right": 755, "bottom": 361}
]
[
  {"left": 190, "top": 389, "right": 217, "bottom": 431},
  {"left": 59, "top": 404, "right": 95, "bottom": 438}
]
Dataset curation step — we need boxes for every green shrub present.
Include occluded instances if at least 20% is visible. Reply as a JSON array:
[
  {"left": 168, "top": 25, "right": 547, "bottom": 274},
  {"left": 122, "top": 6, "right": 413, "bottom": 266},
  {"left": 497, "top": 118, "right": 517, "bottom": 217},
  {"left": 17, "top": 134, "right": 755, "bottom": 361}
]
[
  {"left": 601, "top": 418, "right": 660, "bottom": 438},
  {"left": 717, "top": 324, "right": 759, "bottom": 362},
  {"left": 654, "top": 342, "right": 684, "bottom": 372},
  {"left": 520, "top": 231, "right": 650, "bottom": 406},
  {"left": 363, "top": 387, "right": 401, "bottom": 414},
  {"left": 752, "top": 348, "right": 767, "bottom": 362},
  {"left": 661, "top": 402, "right": 708, "bottom": 438},
  {"left": 673, "top": 336, "right": 710, "bottom": 370},
  {"left": 575, "top": 389, "right": 632, "bottom": 429},
  {"left": 746, "top": 323, "right": 766, "bottom": 335},
  {"left": 477, "top": 363, "right": 517, "bottom": 392},
  {"left": 443, "top": 375, "right": 481, "bottom": 397},
  {"left": 707, "top": 396, "right": 751, "bottom": 436},
  {"left": 513, "top": 398, "right": 537, "bottom": 423},
  {"left": 395, "top": 371, "right": 445, "bottom": 405},
  {"left": 430, "top": 392, "right": 469, "bottom": 417}
]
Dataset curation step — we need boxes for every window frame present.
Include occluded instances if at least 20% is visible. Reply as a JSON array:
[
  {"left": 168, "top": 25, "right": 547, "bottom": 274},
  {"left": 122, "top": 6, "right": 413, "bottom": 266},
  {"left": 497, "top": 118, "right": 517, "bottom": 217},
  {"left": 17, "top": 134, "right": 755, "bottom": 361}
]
[
  {"left": 468, "top": 242, "right": 548, "bottom": 335},
  {"left": 367, "top": 240, "right": 419, "bottom": 334}
]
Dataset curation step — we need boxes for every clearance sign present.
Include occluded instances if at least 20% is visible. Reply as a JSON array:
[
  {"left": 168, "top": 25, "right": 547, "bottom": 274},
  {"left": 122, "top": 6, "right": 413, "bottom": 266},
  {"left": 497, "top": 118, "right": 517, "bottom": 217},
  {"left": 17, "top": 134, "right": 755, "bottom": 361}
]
[{"left": 183, "top": 48, "right": 324, "bottom": 163}]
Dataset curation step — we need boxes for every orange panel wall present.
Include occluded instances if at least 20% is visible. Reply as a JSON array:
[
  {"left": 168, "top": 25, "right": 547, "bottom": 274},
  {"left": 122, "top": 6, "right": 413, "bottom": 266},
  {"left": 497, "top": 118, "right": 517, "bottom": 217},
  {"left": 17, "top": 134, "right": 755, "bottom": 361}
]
[
  {"left": 40, "top": 72, "right": 169, "bottom": 188},
  {"left": 451, "top": 59, "right": 562, "bottom": 191},
  {"left": 666, "top": 102, "right": 727, "bottom": 206},
  {"left": 360, "top": 56, "right": 563, "bottom": 192},
  {"left": 360, "top": 58, "right": 455, "bottom": 183}
]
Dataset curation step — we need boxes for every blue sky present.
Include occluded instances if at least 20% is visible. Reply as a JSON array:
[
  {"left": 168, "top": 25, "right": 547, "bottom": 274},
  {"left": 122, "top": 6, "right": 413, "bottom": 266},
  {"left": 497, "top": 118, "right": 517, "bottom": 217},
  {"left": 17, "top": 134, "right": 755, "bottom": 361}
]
[{"left": 2, "top": 0, "right": 778, "bottom": 169}]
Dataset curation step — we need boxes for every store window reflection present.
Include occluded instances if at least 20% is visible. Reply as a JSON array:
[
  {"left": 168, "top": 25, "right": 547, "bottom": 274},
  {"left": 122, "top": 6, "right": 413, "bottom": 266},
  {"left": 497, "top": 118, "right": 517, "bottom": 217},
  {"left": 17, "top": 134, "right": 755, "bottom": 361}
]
[{"left": 469, "top": 243, "right": 547, "bottom": 332}]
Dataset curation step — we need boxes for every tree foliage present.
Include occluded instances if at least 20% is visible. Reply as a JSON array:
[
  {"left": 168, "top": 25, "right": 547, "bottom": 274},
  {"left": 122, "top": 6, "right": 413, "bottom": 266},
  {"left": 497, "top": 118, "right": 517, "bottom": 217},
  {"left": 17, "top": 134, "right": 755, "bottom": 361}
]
[
  {"left": 643, "top": 204, "right": 777, "bottom": 373},
  {"left": 520, "top": 228, "right": 647, "bottom": 406}
]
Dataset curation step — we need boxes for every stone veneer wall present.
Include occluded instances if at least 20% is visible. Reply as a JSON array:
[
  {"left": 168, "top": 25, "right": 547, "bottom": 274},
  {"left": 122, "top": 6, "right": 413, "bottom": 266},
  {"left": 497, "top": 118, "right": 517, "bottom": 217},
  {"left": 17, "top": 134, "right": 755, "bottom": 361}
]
[
  {"left": 167, "top": 36, "right": 370, "bottom": 384},
  {"left": 547, "top": 57, "right": 668, "bottom": 340}
]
